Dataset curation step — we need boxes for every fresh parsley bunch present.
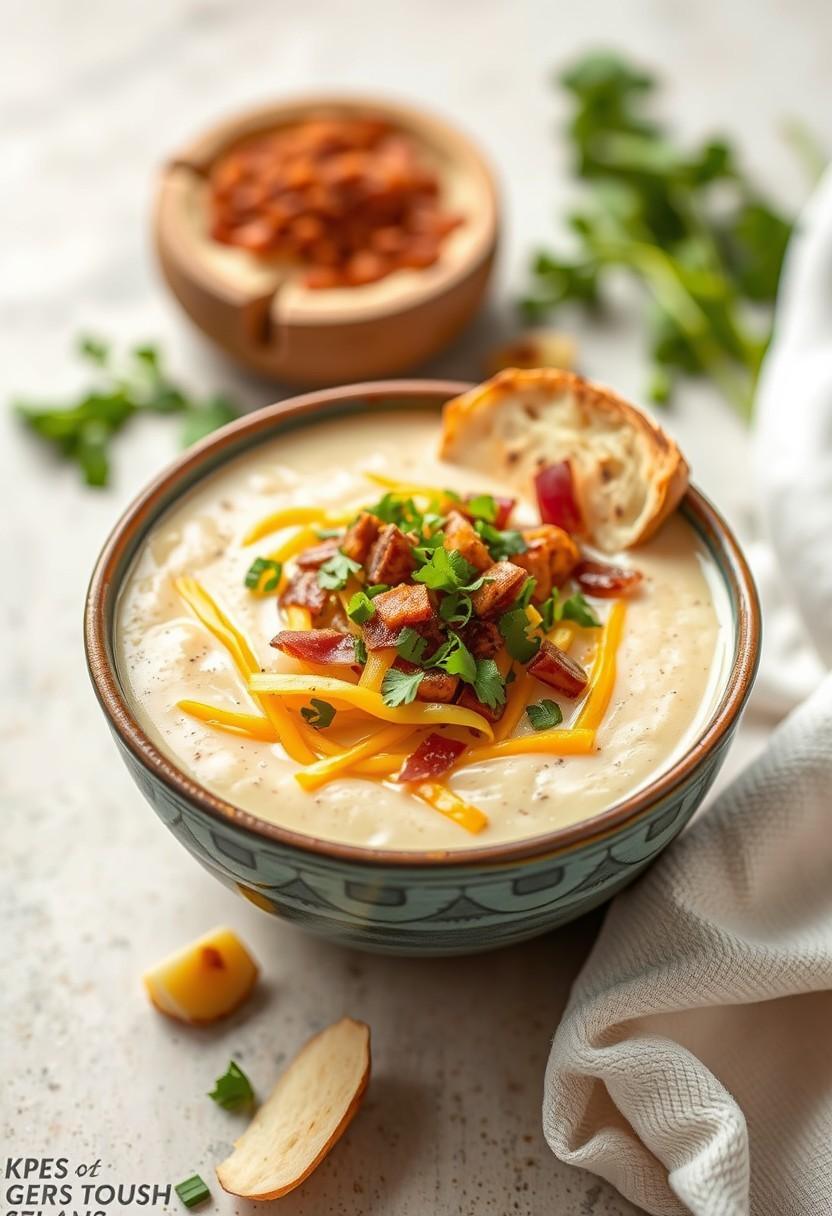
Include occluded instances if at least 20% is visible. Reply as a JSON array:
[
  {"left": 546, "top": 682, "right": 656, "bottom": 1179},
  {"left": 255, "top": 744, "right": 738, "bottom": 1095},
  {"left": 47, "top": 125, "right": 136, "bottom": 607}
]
[
  {"left": 522, "top": 51, "right": 805, "bottom": 417},
  {"left": 15, "top": 336, "right": 240, "bottom": 486}
]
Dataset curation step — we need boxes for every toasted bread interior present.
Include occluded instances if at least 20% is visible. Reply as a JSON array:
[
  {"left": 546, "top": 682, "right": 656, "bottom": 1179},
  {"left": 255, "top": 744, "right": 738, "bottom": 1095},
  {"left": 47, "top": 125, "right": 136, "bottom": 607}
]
[
  {"left": 440, "top": 368, "right": 689, "bottom": 551},
  {"left": 216, "top": 1016, "right": 371, "bottom": 1200}
]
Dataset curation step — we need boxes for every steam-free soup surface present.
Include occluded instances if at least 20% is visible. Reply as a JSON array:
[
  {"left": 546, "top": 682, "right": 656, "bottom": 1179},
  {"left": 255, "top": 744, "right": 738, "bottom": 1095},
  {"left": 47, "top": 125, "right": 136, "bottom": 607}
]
[{"left": 116, "top": 410, "right": 730, "bottom": 852}]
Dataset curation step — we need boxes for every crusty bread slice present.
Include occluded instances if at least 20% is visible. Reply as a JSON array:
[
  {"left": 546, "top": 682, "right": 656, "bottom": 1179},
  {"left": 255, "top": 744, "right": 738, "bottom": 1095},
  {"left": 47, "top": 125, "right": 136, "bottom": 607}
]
[
  {"left": 439, "top": 368, "right": 689, "bottom": 552},
  {"left": 217, "top": 1017, "right": 370, "bottom": 1200}
]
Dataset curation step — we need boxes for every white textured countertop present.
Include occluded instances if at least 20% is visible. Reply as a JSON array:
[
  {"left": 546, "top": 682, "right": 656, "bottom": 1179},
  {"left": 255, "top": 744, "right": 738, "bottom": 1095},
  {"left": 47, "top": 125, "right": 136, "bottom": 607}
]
[{"left": 2, "top": 1, "right": 828, "bottom": 1212}]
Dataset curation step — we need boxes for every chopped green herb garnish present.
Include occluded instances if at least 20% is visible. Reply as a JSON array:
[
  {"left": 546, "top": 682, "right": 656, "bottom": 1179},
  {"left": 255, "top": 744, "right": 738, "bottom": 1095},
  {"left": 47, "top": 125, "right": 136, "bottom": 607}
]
[
  {"left": 439, "top": 590, "right": 474, "bottom": 627},
  {"left": 473, "top": 659, "right": 507, "bottom": 710},
  {"left": 433, "top": 633, "right": 477, "bottom": 684},
  {"left": 526, "top": 699, "right": 564, "bottom": 730},
  {"left": 466, "top": 494, "right": 498, "bottom": 523},
  {"left": 208, "top": 1060, "right": 255, "bottom": 1110},
  {"left": 397, "top": 628, "right": 429, "bottom": 665},
  {"left": 367, "top": 492, "right": 422, "bottom": 528},
  {"left": 539, "top": 594, "right": 558, "bottom": 631},
  {"left": 244, "top": 557, "right": 282, "bottom": 593},
  {"left": 499, "top": 607, "right": 541, "bottom": 663},
  {"left": 474, "top": 520, "right": 527, "bottom": 560},
  {"left": 366, "top": 583, "right": 390, "bottom": 598},
  {"left": 175, "top": 1174, "right": 211, "bottom": 1209},
  {"left": 560, "top": 592, "right": 601, "bottom": 628},
  {"left": 347, "top": 590, "right": 376, "bottom": 624},
  {"left": 15, "top": 336, "right": 241, "bottom": 487},
  {"left": 300, "top": 698, "right": 336, "bottom": 729},
  {"left": 317, "top": 552, "right": 362, "bottom": 590},
  {"left": 413, "top": 546, "right": 481, "bottom": 593},
  {"left": 353, "top": 636, "right": 368, "bottom": 666},
  {"left": 381, "top": 667, "right": 425, "bottom": 707},
  {"left": 515, "top": 576, "right": 537, "bottom": 609}
]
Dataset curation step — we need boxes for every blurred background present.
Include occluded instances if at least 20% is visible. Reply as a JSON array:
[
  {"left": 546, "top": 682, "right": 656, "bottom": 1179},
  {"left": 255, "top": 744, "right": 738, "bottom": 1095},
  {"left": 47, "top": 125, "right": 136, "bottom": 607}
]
[{"left": 2, "top": 2, "right": 829, "bottom": 1212}]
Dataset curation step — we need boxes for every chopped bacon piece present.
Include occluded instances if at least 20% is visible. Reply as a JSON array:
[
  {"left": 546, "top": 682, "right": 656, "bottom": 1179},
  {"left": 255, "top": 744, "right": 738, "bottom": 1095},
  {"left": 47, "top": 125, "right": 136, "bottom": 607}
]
[
  {"left": 362, "top": 616, "right": 402, "bottom": 650},
  {"left": 527, "top": 640, "right": 588, "bottom": 698},
  {"left": 443, "top": 511, "right": 492, "bottom": 573},
  {"left": 460, "top": 494, "right": 515, "bottom": 529},
  {"left": 374, "top": 583, "right": 433, "bottom": 629},
  {"left": 470, "top": 561, "right": 528, "bottom": 618},
  {"left": 396, "top": 732, "right": 467, "bottom": 783},
  {"left": 342, "top": 511, "right": 382, "bottom": 563},
  {"left": 294, "top": 537, "right": 342, "bottom": 569},
  {"left": 279, "top": 570, "right": 329, "bottom": 619},
  {"left": 459, "top": 619, "right": 502, "bottom": 659},
  {"left": 514, "top": 525, "right": 580, "bottom": 602},
  {"left": 392, "top": 660, "right": 459, "bottom": 703},
  {"left": 456, "top": 686, "right": 506, "bottom": 723},
  {"left": 574, "top": 559, "right": 643, "bottom": 598},
  {"left": 366, "top": 523, "right": 416, "bottom": 584},
  {"left": 271, "top": 628, "right": 357, "bottom": 665},
  {"left": 535, "top": 461, "right": 583, "bottom": 533}
]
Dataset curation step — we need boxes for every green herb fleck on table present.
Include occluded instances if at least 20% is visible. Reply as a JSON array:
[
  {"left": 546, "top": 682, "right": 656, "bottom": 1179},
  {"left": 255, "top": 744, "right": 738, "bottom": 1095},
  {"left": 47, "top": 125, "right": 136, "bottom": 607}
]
[
  {"left": 208, "top": 1060, "right": 255, "bottom": 1111},
  {"left": 521, "top": 51, "right": 815, "bottom": 418},
  {"left": 14, "top": 336, "right": 241, "bottom": 486},
  {"left": 174, "top": 1174, "right": 211, "bottom": 1209},
  {"left": 526, "top": 699, "right": 564, "bottom": 731}
]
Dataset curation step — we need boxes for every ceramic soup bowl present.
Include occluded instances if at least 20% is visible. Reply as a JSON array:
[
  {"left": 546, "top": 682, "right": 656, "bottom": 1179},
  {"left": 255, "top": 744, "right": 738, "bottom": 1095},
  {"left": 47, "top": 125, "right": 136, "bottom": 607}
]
[{"left": 85, "top": 382, "right": 760, "bottom": 956}]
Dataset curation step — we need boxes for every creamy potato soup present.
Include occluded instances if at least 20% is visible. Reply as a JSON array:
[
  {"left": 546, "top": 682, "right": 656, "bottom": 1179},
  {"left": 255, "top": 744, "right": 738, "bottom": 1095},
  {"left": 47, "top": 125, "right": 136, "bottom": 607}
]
[{"left": 116, "top": 410, "right": 730, "bottom": 852}]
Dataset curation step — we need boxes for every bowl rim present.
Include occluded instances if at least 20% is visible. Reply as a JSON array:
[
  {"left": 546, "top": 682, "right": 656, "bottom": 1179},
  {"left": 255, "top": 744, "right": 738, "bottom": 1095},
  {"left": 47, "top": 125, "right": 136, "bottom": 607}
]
[{"left": 84, "top": 379, "right": 761, "bottom": 869}]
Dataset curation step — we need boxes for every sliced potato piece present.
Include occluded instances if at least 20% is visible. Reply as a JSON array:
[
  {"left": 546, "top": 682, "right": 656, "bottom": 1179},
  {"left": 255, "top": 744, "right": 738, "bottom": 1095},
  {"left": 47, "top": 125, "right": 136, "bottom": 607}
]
[
  {"left": 143, "top": 926, "right": 258, "bottom": 1025},
  {"left": 217, "top": 1017, "right": 371, "bottom": 1200}
]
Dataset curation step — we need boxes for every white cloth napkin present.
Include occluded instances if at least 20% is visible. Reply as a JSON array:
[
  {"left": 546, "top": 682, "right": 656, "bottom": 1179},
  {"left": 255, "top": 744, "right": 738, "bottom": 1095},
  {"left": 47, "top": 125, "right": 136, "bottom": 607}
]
[{"left": 543, "top": 166, "right": 832, "bottom": 1216}]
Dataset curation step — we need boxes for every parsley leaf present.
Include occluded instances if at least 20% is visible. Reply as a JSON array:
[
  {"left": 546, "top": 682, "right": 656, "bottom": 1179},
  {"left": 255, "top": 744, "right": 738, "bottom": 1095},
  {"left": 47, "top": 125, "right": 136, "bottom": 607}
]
[
  {"left": 300, "top": 698, "right": 336, "bottom": 729},
  {"left": 526, "top": 699, "right": 564, "bottom": 730},
  {"left": 466, "top": 494, "right": 497, "bottom": 522},
  {"left": 15, "top": 337, "right": 241, "bottom": 487},
  {"left": 499, "top": 607, "right": 541, "bottom": 663},
  {"left": 347, "top": 590, "right": 376, "bottom": 624},
  {"left": 381, "top": 667, "right": 425, "bottom": 707},
  {"left": 474, "top": 519, "right": 527, "bottom": 560},
  {"left": 208, "top": 1061, "right": 254, "bottom": 1110},
  {"left": 317, "top": 552, "right": 362, "bottom": 590},
  {"left": 439, "top": 590, "right": 474, "bottom": 627},
  {"left": 561, "top": 592, "right": 601, "bottom": 628},
  {"left": 244, "top": 557, "right": 282, "bottom": 593},
  {"left": 515, "top": 576, "right": 537, "bottom": 609},
  {"left": 438, "top": 635, "right": 478, "bottom": 684},
  {"left": 353, "top": 637, "right": 368, "bottom": 665},
  {"left": 366, "top": 492, "right": 422, "bottom": 529},
  {"left": 413, "top": 546, "right": 477, "bottom": 592},
  {"left": 397, "top": 628, "right": 429, "bottom": 665},
  {"left": 473, "top": 659, "right": 507, "bottom": 710}
]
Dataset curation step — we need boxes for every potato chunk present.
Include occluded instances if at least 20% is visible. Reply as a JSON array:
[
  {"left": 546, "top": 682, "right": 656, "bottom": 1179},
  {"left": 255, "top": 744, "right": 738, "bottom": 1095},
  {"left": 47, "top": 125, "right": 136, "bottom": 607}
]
[
  {"left": 217, "top": 1017, "right": 370, "bottom": 1200},
  {"left": 514, "top": 525, "right": 579, "bottom": 602},
  {"left": 143, "top": 927, "right": 258, "bottom": 1025}
]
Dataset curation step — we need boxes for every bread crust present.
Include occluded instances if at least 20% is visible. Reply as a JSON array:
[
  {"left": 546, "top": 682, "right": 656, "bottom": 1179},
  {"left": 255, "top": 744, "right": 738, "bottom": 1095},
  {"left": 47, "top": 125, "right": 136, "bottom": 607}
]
[{"left": 439, "top": 368, "right": 689, "bottom": 552}]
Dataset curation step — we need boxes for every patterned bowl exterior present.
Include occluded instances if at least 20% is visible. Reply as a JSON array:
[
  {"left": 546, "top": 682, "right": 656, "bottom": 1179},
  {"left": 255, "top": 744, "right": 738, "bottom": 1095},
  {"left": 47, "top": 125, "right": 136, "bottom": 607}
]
[{"left": 86, "top": 382, "right": 760, "bottom": 956}]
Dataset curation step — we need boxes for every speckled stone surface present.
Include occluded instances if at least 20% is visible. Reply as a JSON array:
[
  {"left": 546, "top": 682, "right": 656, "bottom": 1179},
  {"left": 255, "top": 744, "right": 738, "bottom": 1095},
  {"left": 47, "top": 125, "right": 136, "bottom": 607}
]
[{"left": 2, "top": 0, "right": 826, "bottom": 1210}]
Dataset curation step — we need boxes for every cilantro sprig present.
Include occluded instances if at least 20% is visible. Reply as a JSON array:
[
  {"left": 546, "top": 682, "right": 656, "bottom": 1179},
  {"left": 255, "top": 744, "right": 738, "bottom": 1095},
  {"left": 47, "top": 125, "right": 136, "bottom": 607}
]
[
  {"left": 527, "top": 699, "right": 564, "bottom": 730},
  {"left": 474, "top": 519, "right": 527, "bottom": 561},
  {"left": 541, "top": 589, "right": 601, "bottom": 629},
  {"left": 381, "top": 667, "right": 425, "bottom": 707},
  {"left": 300, "top": 698, "right": 336, "bottom": 729},
  {"left": 499, "top": 607, "right": 541, "bottom": 663},
  {"left": 15, "top": 336, "right": 240, "bottom": 487},
  {"left": 317, "top": 552, "right": 362, "bottom": 590},
  {"left": 208, "top": 1060, "right": 254, "bottom": 1110}
]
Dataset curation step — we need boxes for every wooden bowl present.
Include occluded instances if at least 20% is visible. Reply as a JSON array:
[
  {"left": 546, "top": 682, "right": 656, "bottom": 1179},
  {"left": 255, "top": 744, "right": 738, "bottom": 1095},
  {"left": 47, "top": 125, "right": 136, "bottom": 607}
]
[{"left": 153, "top": 97, "right": 499, "bottom": 385}]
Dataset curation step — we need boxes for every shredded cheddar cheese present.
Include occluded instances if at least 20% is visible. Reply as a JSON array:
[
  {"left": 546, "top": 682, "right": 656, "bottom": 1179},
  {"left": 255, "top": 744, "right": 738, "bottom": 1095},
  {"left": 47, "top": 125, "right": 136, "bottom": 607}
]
[
  {"left": 243, "top": 506, "right": 353, "bottom": 546},
  {"left": 575, "top": 602, "right": 627, "bottom": 732},
  {"left": 463, "top": 728, "right": 596, "bottom": 763},
  {"left": 359, "top": 646, "right": 396, "bottom": 692},
  {"left": 178, "top": 700, "right": 279, "bottom": 742},
  {"left": 266, "top": 526, "right": 320, "bottom": 564},
  {"left": 249, "top": 672, "right": 495, "bottom": 738},
  {"left": 413, "top": 783, "right": 488, "bottom": 834},
  {"left": 284, "top": 605, "right": 313, "bottom": 630},
  {"left": 295, "top": 724, "right": 415, "bottom": 791}
]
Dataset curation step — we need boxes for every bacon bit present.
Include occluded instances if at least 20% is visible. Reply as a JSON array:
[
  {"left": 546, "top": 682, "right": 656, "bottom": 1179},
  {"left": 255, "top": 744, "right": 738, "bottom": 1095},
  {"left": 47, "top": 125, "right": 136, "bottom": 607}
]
[
  {"left": 342, "top": 511, "right": 382, "bottom": 563},
  {"left": 394, "top": 660, "right": 459, "bottom": 703},
  {"left": 366, "top": 523, "right": 417, "bottom": 585},
  {"left": 396, "top": 733, "right": 467, "bottom": 783},
  {"left": 470, "top": 561, "right": 528, "bottom": 618},
  {"left": 294, "top": 537, "right": 343, "bottom": 569},
  {"left": 574, "top": 559, "right": 643, "bottom": 598},
  {"left": 460, "top": 494, "right": 515, "bottom": 529},
  {"left": 374, "top": 583, "right": 433, "bottom": 629},
  {"left": 363, "top": 615, "right": 403, "bottom": 650},
  {"left": 514, "top": 525, "right": 580, "bottom": 602},
  {"left": 271, "top": 628, "right": 358, "bottom": 665},
  {"left": 279, "top": 570, "right": 329, "bottom": 620},
  {"left": 527, "top": 640, "right": 588, "bottom": 698},
  {"left": 459, "top": 619, "right": 502, "bottom": 659},
  {"left": 456, "top": 686, "right": 506, "bottom": 723},
  {"left": 535, "top": 461, "right": 583, "bottom": 533},
  {"left": 443, "top": 511, "right": 492, "bottom": 572}
]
